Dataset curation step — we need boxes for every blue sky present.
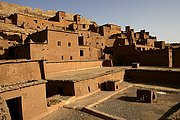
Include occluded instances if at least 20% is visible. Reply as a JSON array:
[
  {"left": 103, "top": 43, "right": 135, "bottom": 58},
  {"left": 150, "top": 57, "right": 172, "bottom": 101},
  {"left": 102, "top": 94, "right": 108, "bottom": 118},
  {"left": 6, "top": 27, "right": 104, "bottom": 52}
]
[{"left": 2, "top": 0, "right": 180, "bottom": 43}]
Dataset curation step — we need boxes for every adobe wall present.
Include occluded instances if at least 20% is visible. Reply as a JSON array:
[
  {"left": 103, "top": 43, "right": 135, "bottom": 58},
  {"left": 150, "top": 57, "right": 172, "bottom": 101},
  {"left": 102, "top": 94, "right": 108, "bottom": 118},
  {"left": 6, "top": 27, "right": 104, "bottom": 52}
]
[
  {"left": 13, "top": 13, "right": 72, "bottom": 30},
  {"left": 0, "top": 40, "right": 9, "bottom": 57},
  {"left": 125, "top": 68, "right": 180, "bottom": 87},
  {"left": 140, "top": 48, "right": 172, "bottom": 67},
  {"left": 45, "top": 60, "right": 103, "bottom": 75},
  {"left": 47, "top": 30, "right": 80, "bottom": 61},
  {"left": 105, "top": 46, "right": 172, "bottom": 67},
  {"left": 74, "top": 71, "right": 124, "bottom": 96},
  {"left": 0, "top": 83, "right": 47, "bottom": 120},
  {"left": 46, "top": 81, "right": 74, "bottom": 97},
  {"left": 172, "top": 48, "right": 180, "bottom": 67},
  {"left": 0, "top": 60, "right": 42, "bottom": 84},
  {"left": 30, "top": 43, "right": 48, "bottom": 60},
  {"left": 112, "top": 46, "right": 140, "bottom": 66}
]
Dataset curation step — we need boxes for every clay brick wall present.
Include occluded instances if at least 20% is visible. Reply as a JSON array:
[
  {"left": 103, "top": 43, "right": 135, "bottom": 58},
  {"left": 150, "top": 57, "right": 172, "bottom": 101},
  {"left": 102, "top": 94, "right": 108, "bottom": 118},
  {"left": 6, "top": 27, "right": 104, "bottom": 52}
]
[
  {"left": 47, "top": 30, "right": 80, "bottom": 61},
  {"left": 172, "top": 48, "right": 180, "bottom": 67},
  {"left": 15, "top": 29, "right": 99, "bottom": 61},
  {"left": 74, "top": 71, "right": 124, "bottom": 96},
  {"left": 0, "top": 60, "right": 42, "bottom": 84},
  {"left": 140, "top": 48, "right": 172, "bottom": 67},
  {"left": 111, "top": 46, "right": 140, "bottom": 66},
  {"left": 30, "top": 43, "right": 48, "bottom": 60},
  {"left": 0, "top": 40, "right": 9, "bottom": 58},
  {"left": 13, "top": 13, "right": 72, "bottom": 30},
  {"left": 99, "top": 24, "right": 121, "bottom": 36},
  {"left": 45, "top": 60, "right": 103, "bottom": 75},
  {"left": 105, "top": 46, "right": 172, "bottom": 67},
  {"left": 125, "top": 69, "right": 180, "bottom": 87},
  {"left": 0, "top": 84, "right": 47, "bottom": 120}
]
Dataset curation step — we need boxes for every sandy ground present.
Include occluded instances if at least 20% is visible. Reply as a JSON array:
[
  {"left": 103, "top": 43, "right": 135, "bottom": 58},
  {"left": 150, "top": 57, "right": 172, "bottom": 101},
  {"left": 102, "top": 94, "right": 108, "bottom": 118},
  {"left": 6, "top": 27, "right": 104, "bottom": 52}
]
[
  {"left": 40, "top": 107, "right": 103, "bottom": 120},
  {"left": 41, "top": 82, "right": 180, "bottom": 120},
  {"left": 92, "top": 86, "right": 180, "bottom": 120}
]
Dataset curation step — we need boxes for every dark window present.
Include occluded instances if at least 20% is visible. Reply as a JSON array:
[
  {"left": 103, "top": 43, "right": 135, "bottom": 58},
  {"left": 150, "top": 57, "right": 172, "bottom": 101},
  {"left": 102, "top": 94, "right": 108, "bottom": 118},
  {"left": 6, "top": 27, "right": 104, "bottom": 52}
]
[
  {"left": 70, "top": 56, "right": 73, "bottom": 60},
  {"left": 57, "top": 41, "right": 61, "bottom": 46},
  {"left": 61, "top": 56, "right": 63, "bottom": 60},
  {"left": 0, "top": 46, "right": 3, "bottom": 50},
  {"left": 116, "top": 85, "right": 119, "bottom": 89},
  {"left": 68, "top": 42, "right": 71, "bottom": 47},
  {"left": 82, "top": 24, "right": 86, "bottom": 29},
  {"left": 137, "top": 47, "right": 141, "bottom": 51},
  {"left": 96, "top": 42, "right": 99, "bottom": 45},
  {"left": 78, "top": 36, "right": 84, "bottom": 45},
  {"left": 88, "top": 86, "right": 91, "bottom": 92},
  {"left": 34, "top": 20, "right": 38, "bottom": 23},
  {"left": 80, "top": 50, "right": 84, "bottom": 56},
  {"left": 102, "top": 43, "right": 104, "bottom": 46}
]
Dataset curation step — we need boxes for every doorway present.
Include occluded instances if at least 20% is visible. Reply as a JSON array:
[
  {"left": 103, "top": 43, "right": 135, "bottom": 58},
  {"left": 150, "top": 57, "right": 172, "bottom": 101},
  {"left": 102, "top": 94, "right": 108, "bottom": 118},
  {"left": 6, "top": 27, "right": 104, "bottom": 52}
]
[{"left": 6, "top": 97, "right": 23, "bottom": 120}]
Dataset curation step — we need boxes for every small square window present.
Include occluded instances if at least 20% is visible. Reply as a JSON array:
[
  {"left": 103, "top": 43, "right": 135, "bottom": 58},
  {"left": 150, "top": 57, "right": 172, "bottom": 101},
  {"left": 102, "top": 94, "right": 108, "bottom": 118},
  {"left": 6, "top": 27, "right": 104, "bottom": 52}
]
[
  {"left": 70, "top": 56, "right": 73, "bottom": 60},
  {"left": 68, "top": 42, "right": 71, "bottom": 47},
  {"left": 80, "top": 50, "right": 84, "bottom": 56},
  {"left": 57, "top": 41, "right": 61, "bottom": 46}
]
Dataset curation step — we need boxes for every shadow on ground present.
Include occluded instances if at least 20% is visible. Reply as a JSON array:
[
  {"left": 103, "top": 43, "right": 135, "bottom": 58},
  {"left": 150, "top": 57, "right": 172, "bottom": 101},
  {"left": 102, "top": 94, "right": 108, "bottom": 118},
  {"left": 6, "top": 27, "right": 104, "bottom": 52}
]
[
  {"left": 158, "top": 102, "right": 180, "bottom": 120},
  {"left": 117, "top": 96, "right": 141, "bottom": 103}
]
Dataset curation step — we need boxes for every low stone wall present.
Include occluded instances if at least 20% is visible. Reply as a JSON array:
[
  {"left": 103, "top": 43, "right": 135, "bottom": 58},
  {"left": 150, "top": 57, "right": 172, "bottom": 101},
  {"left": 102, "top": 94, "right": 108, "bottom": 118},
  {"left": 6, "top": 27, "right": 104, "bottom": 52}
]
[
  {"left": 0, "top": 97, "right": 11, "bottom": 120},
  {"left": 45, "top": 60, "right": 103, "bottom": 75},
  {"left": 124, "top": 68, "right": 180, "bottom": 88},
  {"left": 0, "top": 60, "right": 42, "bottom": 84}
]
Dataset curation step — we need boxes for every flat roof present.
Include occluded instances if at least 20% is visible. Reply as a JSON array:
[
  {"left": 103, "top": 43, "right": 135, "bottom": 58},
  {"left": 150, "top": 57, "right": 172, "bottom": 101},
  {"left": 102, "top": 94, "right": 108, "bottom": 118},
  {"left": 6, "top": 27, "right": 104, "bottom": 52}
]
[
  {"left": 46, "top": 67, "right": 126, "bottom": 82},
  {"left": 0, "top": 80, "right": 47, "bottom": 93}
]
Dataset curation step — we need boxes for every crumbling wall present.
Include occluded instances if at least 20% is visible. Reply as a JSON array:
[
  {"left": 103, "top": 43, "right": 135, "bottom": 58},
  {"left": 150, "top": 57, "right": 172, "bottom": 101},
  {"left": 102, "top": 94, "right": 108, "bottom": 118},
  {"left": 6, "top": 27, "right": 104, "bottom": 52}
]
[{"left": 0, "top": 97, "right": 11, "bottom": 120}]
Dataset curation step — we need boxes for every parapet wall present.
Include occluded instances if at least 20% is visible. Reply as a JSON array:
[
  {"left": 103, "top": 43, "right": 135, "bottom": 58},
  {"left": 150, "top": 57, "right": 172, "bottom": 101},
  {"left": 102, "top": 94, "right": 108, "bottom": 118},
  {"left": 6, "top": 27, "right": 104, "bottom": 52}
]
[
  {"left": 0, "top": 60, "right": 42, "bottom": 84},
  {"left": 45, "top": 60, "right": 103, "bottom": 75},
  {"left": 125, "top": 68, "right": 180, "bottom": 88}
]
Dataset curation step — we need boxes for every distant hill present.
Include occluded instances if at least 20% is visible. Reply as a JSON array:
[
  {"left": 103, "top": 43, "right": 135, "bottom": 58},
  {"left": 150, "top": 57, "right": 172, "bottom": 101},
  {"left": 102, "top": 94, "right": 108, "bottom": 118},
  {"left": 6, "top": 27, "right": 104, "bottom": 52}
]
[
  {"left": 0, "top": 2, "right": 82, "bottom": 21},
  {"left": 0, "top": 1, "right": 56, "bottom": 19},
  {"left": 0, "top": 2, "right": 92, "bottom": 39}
]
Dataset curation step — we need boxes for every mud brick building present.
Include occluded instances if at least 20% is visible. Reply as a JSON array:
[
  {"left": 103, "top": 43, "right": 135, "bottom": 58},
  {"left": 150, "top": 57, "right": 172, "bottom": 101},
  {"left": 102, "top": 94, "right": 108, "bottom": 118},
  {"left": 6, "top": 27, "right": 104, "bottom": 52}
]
[
  {"left": 1, "top": 9, "right": 180, "bottom": 67},
  {"left": 0, "top": 60, "right": 47, "bottom": 120}
]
